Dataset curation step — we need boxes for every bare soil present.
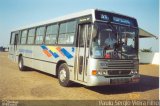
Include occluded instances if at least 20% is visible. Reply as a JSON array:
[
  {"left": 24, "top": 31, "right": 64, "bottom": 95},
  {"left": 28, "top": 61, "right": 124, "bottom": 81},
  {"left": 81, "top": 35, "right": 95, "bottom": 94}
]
[{"left": 0, "top": 52, "right": 159, "bottom": 100}]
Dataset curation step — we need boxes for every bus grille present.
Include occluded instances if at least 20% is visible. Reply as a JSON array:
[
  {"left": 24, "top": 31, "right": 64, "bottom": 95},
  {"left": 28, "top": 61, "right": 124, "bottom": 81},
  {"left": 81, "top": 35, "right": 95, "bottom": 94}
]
[
  {"left": 102, "top": 60, "right": 135, "bottom": 76},
  {"left": 108, "top": 70, "right": 131, "bottom": 75}
]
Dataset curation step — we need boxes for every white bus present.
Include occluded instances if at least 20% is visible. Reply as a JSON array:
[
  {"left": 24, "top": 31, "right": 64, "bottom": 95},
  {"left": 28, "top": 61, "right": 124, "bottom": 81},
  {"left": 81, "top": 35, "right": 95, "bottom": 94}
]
[{"left": 9, "top": 9, "right": 140, "bottom": 87}]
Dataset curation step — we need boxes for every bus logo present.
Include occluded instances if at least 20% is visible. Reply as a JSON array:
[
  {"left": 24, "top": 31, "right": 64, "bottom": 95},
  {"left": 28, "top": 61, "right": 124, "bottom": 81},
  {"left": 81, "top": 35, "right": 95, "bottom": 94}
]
[{"left": 41, "top": 45, "right": 73, "bottom": 59}]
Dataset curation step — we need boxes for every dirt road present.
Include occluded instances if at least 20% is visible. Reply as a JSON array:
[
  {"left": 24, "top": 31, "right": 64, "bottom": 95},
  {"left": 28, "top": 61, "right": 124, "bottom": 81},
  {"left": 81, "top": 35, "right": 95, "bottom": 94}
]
[{"left": 0, "top": 52, "right": 159, "bottom": 100}]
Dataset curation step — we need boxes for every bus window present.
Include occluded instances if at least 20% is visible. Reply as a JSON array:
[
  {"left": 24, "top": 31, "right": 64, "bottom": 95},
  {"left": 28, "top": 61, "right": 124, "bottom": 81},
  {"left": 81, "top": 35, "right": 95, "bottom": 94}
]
[
  {"left": 59, "top": 23, "right": 66, "bottom": 34},
  {"left": 10, "top": 32, "right": 15, "bottom": 45},
  {"left": 27, "top": 28, "right": 35, "bottom": 44},
  {"left": 21, "top": 30, "right": 28, "bottom": 44},
  {"left": 17, "top": 31, "right": 21, "bottom": 44},
  {"left": 79, "top": 24, "right": 91, "bottom": 47},
  {"left": 67, "top": 21, "right": 76, "bottom": 33},
  {"left": 58, "top": 21, "right": 76, "bottom": 44},
  {"left": 35, "top": 26, "right": 45, "bottom": 44},
  {"left": 45, "top": 24, "right": 58, "bottom": 44}
]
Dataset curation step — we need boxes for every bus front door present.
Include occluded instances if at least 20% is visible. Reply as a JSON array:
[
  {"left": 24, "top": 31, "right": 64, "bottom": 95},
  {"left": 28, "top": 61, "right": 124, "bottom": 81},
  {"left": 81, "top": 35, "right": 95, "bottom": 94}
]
[{"left": 76, "top": 24, "right": 90, "bottom": 82}]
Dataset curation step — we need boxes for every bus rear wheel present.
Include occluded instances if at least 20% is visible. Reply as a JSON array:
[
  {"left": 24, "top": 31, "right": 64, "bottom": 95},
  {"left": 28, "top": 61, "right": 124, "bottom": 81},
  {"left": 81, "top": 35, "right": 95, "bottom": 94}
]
[
  {"left": 18, "top": 56, "right": 26, "bottom": 71},
  {"left": 58, "top": 63, "right": 71, "bottom": 87}
]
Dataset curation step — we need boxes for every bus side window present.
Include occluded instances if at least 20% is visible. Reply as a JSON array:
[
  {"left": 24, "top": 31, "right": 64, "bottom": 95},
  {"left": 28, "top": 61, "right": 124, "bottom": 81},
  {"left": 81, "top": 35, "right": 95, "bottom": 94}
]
[
  {"left": 21, "top": 30, "right": 28, "bottom": 44},
  {"left": 35, "top": 26, "right": 45, "bottom": 44},
  {"left": 14, "top": 34, "right": 18, "bottom": 45},
  {"left": 45, "top": 24, "right": 58, "bottom": 44},
  {"left": 58, "top": 20, "right": 76, "bottom": 44},
  {"left": 10, "top": 32, "right": 15, "bottom": 45},
  {"left": 17, "top": 31, "right": 21, "bottom": 44},
  {"left": 27, "top": 28, "right": 35, "bottom": 44}
]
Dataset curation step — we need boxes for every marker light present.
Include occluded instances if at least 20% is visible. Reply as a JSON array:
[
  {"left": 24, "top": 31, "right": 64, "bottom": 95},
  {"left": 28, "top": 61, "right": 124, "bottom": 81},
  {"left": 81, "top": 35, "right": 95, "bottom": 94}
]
[{"left": 92, "top": 70, "right": 97, "bottom": 75}]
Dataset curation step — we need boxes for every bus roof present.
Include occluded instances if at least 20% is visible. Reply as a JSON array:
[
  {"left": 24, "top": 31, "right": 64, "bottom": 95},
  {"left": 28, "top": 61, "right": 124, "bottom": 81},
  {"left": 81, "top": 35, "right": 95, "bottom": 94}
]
[
  {"left": 12, "top": 9, "right": 95, "bottom": 31},
  {"left": 12, "top": 9, "right": 136, "bottom": 32}
]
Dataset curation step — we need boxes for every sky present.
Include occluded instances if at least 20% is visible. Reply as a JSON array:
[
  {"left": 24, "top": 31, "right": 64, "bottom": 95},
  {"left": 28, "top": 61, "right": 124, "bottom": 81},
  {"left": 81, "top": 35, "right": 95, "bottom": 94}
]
[{"left": 0, "top": 0, "right": 159, "bottom": 52}]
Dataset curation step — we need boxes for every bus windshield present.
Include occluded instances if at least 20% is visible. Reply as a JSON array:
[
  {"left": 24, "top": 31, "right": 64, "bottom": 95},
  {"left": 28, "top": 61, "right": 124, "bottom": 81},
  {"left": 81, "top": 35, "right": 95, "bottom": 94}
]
[{"left": 91, "top": 22, "right": 138, "bottom": 59}]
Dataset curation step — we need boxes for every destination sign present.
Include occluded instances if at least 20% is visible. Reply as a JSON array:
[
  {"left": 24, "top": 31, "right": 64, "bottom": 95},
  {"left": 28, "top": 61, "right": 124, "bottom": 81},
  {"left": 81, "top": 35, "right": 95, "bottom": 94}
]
[
  {"left": 100, "top": 14, "right": 109, "bottom": 21},
  {"left": 95, "top": 11, "right": 110, "bottom": 21},
  {"left": 95, "top": 10, "right": 137, "bottom": 27},
  {"left": 113, "top": 17, "right": 131, "bottom": 25}
]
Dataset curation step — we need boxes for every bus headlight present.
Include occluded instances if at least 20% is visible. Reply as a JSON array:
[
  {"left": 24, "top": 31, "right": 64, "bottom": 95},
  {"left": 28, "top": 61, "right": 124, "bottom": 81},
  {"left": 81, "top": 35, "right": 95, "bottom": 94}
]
[
  {"left": 130, "top": 70, "right": 138, "bottom": 75},
  {"left": 92, "top": 70, "right": 108, "bottom": 76},
  {"left": 97, "top": 71, "right": 103, "bottom": 75}
]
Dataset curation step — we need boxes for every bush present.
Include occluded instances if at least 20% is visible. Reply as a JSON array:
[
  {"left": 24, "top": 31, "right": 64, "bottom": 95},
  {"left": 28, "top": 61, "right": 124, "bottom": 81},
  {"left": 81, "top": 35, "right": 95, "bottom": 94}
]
[{"left": 141, "top": 47, "right": 152, "bottom": 52}]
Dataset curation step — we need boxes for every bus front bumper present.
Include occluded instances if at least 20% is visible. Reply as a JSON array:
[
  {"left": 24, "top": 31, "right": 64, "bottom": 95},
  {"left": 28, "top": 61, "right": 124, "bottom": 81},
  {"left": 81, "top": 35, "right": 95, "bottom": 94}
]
[{"left": 87, "top": 74, "right": 140, "bottom": 86}]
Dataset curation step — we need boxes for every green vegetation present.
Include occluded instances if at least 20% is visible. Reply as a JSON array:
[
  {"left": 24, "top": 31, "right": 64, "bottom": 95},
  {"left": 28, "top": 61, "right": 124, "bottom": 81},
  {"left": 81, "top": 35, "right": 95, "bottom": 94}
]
[{"left": 141, "top": 47, "right": 152, "bottom": 52}]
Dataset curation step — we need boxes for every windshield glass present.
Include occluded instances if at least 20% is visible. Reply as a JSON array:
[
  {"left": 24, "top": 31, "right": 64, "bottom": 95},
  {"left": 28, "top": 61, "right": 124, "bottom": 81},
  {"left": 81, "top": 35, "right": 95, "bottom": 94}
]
[{"left": 91, "top": 22, "right": 138, "bottom": 59}]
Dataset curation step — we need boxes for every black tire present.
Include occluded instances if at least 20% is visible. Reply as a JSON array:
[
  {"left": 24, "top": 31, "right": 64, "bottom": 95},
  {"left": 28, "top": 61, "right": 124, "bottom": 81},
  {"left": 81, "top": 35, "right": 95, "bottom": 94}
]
[
  {"left": 18, "top": 56, "right": 26, "bottom": 71},
  {"left": 58, "top": 63, "right": 71, "bottom": 87}
]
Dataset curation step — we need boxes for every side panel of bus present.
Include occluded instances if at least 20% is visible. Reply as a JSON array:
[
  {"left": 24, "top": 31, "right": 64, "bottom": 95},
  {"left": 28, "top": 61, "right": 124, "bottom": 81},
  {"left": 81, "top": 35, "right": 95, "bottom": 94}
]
[
  {"left": 9, "top": 15, "right": 92, "bottom": 84},
  {"left": 17, "top": 45, "right": 75, "bottom": 78}
]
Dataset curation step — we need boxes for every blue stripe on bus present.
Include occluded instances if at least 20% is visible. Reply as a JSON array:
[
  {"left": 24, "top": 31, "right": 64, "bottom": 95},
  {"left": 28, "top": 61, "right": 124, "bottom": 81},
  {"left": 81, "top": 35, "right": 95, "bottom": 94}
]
[
  {"left": 61, "top": 48, "right": 73, "bottom": 59},
  {"left": 49, "top": 50, "right": 59, "bottom": 58},
  {"left": 41, "top": 45, "right": 48, "bottom": 50},
  {"left": 72, "top": 47, "right": 75, "bottom": 52}
]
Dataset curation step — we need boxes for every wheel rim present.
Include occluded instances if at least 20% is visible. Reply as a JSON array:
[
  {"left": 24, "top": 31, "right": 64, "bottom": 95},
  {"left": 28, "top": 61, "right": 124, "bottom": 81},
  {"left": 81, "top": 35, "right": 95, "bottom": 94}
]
[{"left": 59, "top": 68, "right": 66, "bottom": 82}]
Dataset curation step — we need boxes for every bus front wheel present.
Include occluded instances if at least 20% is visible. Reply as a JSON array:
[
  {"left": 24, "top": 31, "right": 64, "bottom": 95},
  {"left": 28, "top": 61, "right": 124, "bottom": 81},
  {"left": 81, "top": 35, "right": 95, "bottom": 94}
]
[
  {"left": 58, "top": 63, "right": 71, "bottom": 87},
  {"left": 18, "top": 56, "right": 26, "bottom": 71}
]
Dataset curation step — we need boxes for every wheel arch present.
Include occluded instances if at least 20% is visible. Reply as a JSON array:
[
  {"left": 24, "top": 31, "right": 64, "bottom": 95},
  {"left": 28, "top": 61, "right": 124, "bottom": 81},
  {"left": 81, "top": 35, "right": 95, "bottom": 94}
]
[
  {"left": 56, "top": 60, "right": 67, "bottom": 77},
  {"left": 18, "top": 54, "right": 23, "bottom": 62}
]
